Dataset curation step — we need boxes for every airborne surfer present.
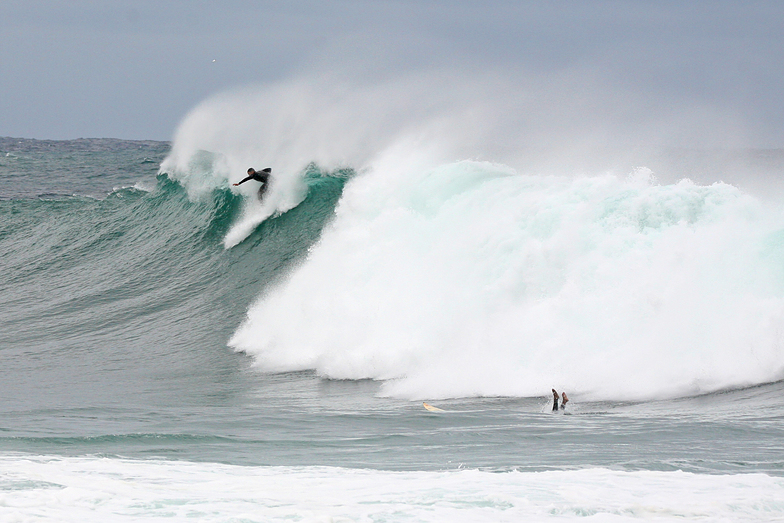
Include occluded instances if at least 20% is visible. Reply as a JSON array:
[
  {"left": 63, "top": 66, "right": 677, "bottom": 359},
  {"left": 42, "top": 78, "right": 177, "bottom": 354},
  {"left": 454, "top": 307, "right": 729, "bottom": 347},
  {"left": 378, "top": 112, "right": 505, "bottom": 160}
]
[{"left": 233, "top": 167, "right": 272, "bottom": 201}]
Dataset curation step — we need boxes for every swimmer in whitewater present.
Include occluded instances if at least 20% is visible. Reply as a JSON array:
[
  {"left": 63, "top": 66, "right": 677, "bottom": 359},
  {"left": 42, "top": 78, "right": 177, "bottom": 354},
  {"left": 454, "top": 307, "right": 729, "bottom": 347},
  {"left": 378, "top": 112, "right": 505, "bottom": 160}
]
[{"left": 233, "top": 167, "right": 272, "bottom": 200}]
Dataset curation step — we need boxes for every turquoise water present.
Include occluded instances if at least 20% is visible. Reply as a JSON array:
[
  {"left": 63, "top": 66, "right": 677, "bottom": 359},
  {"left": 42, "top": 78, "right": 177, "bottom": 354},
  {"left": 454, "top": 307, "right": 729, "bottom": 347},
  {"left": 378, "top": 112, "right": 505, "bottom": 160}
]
[{"left": 2, "top": 138, "right": 784, "bottom": 521}]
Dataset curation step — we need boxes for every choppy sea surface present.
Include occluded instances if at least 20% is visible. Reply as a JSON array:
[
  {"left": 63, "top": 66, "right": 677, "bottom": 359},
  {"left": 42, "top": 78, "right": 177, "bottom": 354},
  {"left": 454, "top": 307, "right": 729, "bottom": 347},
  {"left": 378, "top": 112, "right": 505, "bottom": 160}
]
[{"left": 2, "top": 136, "right": 784, "bottom": 521}]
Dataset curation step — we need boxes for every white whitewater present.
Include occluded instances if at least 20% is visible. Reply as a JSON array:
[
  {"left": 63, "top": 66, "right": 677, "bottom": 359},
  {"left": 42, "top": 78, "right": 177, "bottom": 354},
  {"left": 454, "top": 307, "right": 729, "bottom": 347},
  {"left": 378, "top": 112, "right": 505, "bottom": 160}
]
[
  {"left": 230, "top": 159, "right": 784, "bottom": 401},
  {"left": 4, "top": 456, "right": 783, "bottom": 522}
]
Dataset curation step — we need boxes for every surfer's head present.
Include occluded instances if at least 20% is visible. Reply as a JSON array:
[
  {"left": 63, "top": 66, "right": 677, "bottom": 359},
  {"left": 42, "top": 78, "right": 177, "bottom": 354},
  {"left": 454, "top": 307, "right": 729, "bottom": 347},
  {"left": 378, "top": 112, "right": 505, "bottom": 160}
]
[{"left": 247, "top": 168, "right": 255, "bottom": 174}]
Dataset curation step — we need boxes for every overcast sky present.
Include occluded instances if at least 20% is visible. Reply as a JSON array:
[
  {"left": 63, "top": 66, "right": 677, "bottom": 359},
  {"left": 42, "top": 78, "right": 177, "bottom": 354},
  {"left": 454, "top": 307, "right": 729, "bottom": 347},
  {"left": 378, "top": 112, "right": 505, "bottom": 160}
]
[{"left": 1, "top": 0, "right": 782, "bottom": 145}]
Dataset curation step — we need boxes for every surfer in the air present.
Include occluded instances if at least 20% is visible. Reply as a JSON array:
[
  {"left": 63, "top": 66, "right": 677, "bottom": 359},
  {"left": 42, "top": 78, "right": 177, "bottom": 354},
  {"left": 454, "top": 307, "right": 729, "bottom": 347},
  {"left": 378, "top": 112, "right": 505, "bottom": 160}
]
[
  {"left": 560, "top": 391, "right": 569, "bottom": 410},
  {"left": 552, "top": 389, "right": 559, "bottom": 412},
  {"left": 233, "top": 167, "right": 272, "bottom": 200}
]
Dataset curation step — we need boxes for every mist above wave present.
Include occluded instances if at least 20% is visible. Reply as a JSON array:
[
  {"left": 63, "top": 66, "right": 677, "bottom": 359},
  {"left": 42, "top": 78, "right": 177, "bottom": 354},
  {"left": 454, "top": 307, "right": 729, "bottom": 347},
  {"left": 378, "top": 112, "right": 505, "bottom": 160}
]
[{"left": 158, "top": 64, "right": 757, "bottom": 248}]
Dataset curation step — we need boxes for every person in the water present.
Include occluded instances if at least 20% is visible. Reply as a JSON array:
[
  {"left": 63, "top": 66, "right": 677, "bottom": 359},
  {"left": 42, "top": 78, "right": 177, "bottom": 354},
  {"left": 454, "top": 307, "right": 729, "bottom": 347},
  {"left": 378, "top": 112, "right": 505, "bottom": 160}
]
[
  {"left": 560, "top": 391, "right": 569, "bottom": 410},
  {"left": 552, "top": 389, "right": 559, "bottom": 412},
  {"left": 233, "top": 167, "right": 272, "bottom": 200}
]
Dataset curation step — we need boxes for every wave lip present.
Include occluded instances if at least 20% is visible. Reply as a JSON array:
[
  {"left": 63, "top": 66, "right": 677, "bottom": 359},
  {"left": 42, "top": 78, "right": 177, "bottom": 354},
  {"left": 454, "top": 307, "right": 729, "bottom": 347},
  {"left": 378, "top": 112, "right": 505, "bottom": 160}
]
[{"left": 231, "top": 160, "right": 784, "bottom": 401}]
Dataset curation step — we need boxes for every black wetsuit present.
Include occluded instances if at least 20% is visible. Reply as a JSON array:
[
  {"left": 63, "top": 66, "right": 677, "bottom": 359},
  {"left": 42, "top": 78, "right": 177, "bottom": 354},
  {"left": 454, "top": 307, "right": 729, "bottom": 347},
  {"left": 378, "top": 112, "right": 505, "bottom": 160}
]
[
  {"left": 236, "top": 168, "right": 272, "bottom": 200},
  {"left": 552, "top": 392, "right": 559, "bottom": 412}
]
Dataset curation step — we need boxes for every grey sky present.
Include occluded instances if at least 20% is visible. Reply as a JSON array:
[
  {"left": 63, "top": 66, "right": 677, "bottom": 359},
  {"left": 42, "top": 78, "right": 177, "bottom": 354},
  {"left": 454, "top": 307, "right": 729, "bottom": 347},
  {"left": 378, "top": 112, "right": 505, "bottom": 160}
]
[{"left": 1, "top": 1, "right": 782, "bottom": 145}]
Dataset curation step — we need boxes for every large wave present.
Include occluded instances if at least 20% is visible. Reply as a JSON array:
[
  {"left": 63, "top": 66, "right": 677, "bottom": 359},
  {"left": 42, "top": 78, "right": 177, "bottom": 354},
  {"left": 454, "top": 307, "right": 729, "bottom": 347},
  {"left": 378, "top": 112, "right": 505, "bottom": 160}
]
[
  {"left": 230, "top": 160, "right": 784, "bottom": 400},
  {"left": 160, "top": 72, "right": 784, "bottom": 400}
]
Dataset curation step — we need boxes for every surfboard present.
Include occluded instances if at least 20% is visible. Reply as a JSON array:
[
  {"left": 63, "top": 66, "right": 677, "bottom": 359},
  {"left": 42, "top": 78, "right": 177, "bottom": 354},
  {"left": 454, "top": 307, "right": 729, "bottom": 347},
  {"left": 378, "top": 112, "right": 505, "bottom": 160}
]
[{"left": 423, "top": 402, "right": 444, "bottom": 412}]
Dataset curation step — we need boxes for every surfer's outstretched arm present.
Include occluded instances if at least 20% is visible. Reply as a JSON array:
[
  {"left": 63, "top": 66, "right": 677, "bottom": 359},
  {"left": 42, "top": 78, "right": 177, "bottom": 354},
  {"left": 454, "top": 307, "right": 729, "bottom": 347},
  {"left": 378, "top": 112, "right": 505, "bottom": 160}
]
[{"left": 233, "top": 175, "right": 253, "bottom": 187}]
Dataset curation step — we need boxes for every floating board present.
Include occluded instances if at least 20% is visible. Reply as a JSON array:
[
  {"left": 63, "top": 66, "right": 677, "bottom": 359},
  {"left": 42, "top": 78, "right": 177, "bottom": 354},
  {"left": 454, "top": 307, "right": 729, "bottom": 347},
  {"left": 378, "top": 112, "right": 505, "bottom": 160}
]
[{"left": 423, "top": 402, "right": 444, "bottom": 412}]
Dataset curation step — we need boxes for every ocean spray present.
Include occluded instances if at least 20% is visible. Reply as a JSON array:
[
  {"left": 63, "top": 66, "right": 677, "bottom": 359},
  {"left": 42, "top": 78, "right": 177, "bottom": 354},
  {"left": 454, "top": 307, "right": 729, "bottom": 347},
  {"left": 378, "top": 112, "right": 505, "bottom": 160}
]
[{"left": 230, "top": 160, "right": 784, "bottom": 400}]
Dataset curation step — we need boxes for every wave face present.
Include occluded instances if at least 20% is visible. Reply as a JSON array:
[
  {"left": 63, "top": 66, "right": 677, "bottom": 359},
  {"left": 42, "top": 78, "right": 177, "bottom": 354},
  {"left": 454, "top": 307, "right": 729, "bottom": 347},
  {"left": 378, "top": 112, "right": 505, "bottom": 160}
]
[
  {"left": 230, "top": 161, "right": 784, "bottom": 401},
  {"left": 0, "top": 147, "right": 346, "bottom": 410}
]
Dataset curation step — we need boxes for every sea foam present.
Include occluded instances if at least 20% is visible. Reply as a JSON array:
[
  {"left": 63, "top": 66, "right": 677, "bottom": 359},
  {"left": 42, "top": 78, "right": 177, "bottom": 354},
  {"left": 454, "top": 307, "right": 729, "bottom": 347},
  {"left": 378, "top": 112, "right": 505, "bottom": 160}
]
[
  {"left": 2, "top": 456, "right": 782, "bottom": 522},
  {"left": 230, "top": 159, "right": 784, "bottom": 400}
]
